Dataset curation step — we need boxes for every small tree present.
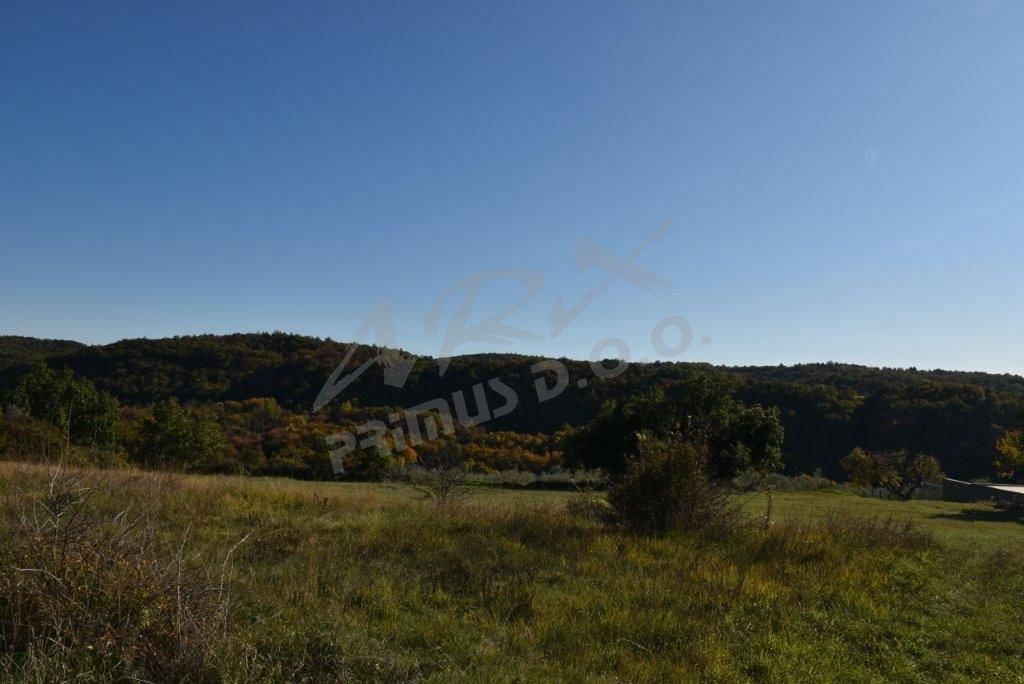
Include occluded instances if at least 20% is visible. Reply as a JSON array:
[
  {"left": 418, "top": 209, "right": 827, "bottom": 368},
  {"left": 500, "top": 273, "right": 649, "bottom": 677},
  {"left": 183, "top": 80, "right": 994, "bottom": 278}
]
[
  {"left": 406, "top": 466, "right": 471, "bottom": 508},
  {"left": 842, "top": 447, "right": 943, "bottom": 500},
  {"left": 10, "top": 364, "right": 121, "bottom": 459},
  {"left": 401, "top": 439, "right": 470, "bottom": 508},
  {"left": 995, "top": 430, "right": 1024, "bottom": 482},
  {"left": 138, "top": 399, "right": 224, "bottom": 469}
]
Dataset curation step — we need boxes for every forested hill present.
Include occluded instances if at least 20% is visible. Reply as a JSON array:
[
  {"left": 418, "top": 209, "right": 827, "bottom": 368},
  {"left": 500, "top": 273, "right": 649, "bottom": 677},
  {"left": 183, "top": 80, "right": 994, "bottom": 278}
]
[
  {"left": 729, "top": 362, "right": 1024, "bottom": 396},
  {"left": 1, "top": 333, "right": 1022, "bottom": 479},
  {"left": 0, "top": 336, "right": 84, "bottom": 372}
]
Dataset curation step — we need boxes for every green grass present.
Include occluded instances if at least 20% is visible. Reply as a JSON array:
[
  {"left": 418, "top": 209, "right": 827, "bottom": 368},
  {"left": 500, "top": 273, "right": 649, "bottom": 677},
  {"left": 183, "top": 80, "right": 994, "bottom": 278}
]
[
  {"left": 2, "top": 462, "right": 1024, "bottom": 681},
  {"left": 738, "top": 489, "right": 1024, "bottom": 552}
]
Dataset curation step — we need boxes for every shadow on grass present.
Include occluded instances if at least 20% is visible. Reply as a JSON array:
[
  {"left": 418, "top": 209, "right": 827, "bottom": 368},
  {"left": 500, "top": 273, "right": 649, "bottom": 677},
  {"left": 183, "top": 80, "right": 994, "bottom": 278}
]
[{"left": 930, "top": 506, "right": 1024, "bottom": 525}]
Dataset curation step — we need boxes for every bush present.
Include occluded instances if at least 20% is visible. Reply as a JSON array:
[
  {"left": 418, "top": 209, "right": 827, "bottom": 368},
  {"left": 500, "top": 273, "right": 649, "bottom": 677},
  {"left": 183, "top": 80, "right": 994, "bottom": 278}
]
[
  {"left": 607, "top": 434, "right": 736, "bottom": 535},
  {"left": 732, "top": 471, "right": 839, "bottom": 492},
  {"left": 400, "top": 465, "right": 472, "bottom": 508}
]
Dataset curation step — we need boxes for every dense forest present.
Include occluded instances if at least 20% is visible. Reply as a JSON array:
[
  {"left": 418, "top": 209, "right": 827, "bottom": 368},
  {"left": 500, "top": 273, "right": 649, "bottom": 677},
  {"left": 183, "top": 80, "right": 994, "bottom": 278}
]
[
  {"left": 1, "top": 333, "right": 1021, "bottom": 481},
  {"left": 0, "top": 336, "right": 84, "bottom": 371}
]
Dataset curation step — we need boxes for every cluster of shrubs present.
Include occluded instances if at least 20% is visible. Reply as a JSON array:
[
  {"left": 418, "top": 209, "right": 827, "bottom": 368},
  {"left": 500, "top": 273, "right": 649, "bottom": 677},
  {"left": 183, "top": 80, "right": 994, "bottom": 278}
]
[
  {"left": 731, "top": 470, "right": 840, "bottom": 492},
  {"left": 568, "top": 440, "right": 949, "bottom": 536}
]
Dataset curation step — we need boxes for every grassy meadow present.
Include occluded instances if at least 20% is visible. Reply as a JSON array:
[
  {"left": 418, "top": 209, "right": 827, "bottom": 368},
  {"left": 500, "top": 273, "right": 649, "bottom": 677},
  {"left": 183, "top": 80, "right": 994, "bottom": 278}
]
[{"left": 2, "top": 462, "right": 1023, "bottom": 682}]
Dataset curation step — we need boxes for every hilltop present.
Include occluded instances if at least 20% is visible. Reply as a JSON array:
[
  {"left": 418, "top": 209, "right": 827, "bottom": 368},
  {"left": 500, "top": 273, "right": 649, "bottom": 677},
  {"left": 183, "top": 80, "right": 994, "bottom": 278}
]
[{"left": 0, "top": 335, "right": 84, "bottom": 371}]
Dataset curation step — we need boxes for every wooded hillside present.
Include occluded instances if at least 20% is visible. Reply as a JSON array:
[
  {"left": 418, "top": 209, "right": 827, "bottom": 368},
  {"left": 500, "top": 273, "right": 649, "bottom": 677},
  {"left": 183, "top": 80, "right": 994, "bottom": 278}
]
[{"left": 1, "top": 333, "right": 1020, "bottom": 479}]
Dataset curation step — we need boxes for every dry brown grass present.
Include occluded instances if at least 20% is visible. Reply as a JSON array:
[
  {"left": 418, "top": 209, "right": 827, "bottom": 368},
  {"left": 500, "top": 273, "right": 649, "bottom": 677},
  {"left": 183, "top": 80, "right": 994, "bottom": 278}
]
[{"left": 0, "top": 465, "right": 240, "bottom": 681}]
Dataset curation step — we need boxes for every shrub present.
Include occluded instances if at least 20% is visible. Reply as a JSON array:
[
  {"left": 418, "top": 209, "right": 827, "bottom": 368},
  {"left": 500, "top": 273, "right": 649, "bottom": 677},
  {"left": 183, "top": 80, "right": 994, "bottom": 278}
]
[
  {"left": 398, "top": 439, "right": 473, "bottom": 508},
  {"left": 607, "top": 434, "right": 736, "bottom": 535},
  {"left": 401, "top": 465, "right": 472, "bottom": 508},
  {"left": 732, "top": 471, "right": 839, "bottom": 492}
]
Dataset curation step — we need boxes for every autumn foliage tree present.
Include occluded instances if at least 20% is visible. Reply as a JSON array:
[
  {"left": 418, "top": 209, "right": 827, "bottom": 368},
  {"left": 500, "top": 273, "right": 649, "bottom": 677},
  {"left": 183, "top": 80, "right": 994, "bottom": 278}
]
[{"left": 995, "top": 429, "right": 1024, "bottom": 482}]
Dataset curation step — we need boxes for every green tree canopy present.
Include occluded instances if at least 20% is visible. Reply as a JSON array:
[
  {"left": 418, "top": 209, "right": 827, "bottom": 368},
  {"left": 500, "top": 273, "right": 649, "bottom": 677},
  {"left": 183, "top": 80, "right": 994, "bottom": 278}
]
[
  {"left": 841, "top": 447, "right": 944, "bottom": 500},
  {"left": 138, "top": 399, "right": 224, "bottom": 469},
  {"left": 563, "top": 383, "right": 783, "bottom": 478},
  {"left": 9, "top": 363, "right": 120, "bottom": 455}
]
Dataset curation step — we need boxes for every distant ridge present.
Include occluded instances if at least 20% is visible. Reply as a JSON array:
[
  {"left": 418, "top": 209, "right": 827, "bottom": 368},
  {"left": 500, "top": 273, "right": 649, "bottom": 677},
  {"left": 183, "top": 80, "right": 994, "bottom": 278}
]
[
  {"left": 2, "top": 333, "right": 1023, "bottom": 377},
  {"left": 1, "top": 332, "right": 1021, "bottom": 480},
  {"left": 0, "top": 335, "right": 85, "bottom": 371},
  {"left": 1, "top": 333, "right": 1023, "bottom": 404}
]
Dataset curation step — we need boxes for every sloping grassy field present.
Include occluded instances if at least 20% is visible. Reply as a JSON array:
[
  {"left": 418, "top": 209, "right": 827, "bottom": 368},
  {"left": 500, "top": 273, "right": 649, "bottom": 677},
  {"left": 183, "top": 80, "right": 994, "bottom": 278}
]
[{"left": 2, "top": 462, "right": 1023, "bottom": 681}]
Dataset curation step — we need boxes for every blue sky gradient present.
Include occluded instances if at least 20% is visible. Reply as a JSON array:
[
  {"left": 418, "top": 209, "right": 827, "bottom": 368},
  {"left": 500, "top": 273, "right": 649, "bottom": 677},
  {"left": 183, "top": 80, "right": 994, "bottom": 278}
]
[{"left": 2, "top": 1, "right": 1022, "bottom": 373}]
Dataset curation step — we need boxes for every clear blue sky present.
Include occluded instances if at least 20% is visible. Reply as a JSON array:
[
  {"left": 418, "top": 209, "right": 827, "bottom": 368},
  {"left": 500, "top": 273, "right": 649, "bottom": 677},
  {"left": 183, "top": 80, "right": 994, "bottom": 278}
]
[{"left": 2, "top": 1, "right": 1022, "bottom": 374}]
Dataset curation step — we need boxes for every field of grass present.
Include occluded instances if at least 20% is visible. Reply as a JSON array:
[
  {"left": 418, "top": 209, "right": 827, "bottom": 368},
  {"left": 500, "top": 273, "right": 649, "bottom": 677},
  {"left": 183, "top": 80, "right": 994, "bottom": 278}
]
[
  {"left": 2, "top": 462, "right": 1023, "bottom": 681},
  {"left": 738, "top": 488, "right": 1024, "bottom": 553}
]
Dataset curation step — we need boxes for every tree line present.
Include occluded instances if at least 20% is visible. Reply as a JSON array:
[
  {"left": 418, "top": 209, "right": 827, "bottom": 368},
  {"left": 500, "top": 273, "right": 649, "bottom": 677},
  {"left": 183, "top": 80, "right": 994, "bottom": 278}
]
[{"left": 1, "top": 333, "right": 1021, "bottom": 482}]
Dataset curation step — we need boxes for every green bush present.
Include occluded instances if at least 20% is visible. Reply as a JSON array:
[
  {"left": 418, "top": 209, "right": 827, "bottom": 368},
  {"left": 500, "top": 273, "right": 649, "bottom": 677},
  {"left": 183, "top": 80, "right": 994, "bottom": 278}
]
[{"left": 607, "top": 434, "right": 736, "bottom": 534}]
